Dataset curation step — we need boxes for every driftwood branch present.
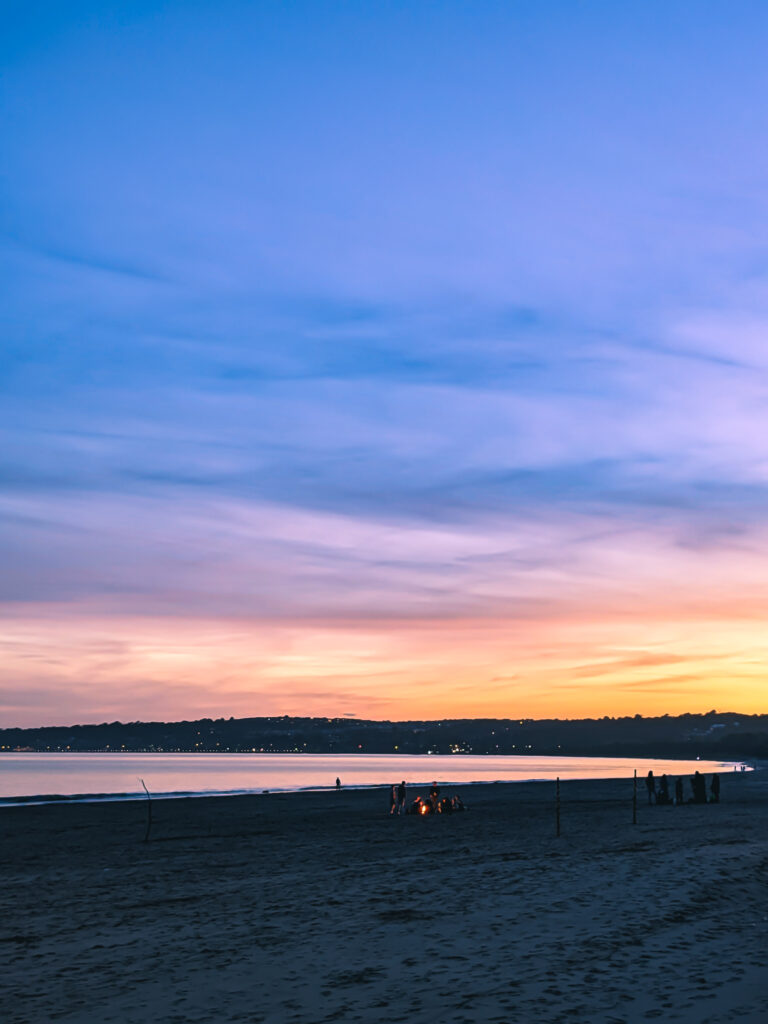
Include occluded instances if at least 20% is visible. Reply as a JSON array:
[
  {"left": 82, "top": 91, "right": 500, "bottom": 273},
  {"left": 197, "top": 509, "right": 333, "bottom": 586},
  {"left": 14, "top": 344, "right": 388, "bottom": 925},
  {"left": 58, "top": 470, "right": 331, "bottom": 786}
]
[{"left": 139, "top": 778, "right": 153, "bottom": 842}]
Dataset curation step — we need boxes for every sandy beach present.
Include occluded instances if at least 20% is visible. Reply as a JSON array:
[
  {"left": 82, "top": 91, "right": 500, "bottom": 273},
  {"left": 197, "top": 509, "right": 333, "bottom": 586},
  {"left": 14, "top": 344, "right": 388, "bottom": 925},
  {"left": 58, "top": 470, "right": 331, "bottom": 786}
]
[{"left": 2, "top": 770, "right": 767, "bottom": 1024}]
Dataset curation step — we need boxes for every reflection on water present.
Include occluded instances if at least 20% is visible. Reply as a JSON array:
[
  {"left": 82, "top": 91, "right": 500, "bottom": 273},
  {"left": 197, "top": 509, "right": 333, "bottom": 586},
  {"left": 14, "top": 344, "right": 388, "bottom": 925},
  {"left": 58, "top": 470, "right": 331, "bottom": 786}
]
[{"left": 0, "top": 752, "right": 745, "bottom": 805}]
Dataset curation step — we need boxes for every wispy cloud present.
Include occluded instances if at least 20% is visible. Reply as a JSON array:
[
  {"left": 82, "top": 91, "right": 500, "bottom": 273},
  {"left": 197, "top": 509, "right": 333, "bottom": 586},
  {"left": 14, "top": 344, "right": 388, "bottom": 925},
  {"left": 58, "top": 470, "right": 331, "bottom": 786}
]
[{"left": 4, "top": 1, "right": 768, "bottom": 723}]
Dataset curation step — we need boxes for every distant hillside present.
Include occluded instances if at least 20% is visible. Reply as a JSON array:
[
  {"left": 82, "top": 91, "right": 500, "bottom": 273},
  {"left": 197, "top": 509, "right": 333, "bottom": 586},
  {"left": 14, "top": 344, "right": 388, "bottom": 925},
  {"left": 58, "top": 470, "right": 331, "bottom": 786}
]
[{"left": 2, "top": 711, "right": 767, "bottom": 759}]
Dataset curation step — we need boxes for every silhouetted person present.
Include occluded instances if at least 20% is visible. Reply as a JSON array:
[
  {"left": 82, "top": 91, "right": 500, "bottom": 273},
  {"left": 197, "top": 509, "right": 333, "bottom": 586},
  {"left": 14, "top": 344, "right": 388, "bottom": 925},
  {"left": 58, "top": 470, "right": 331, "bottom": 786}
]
[
  {"left": 710, "top": 774, "right": 720, "bottom": 803},
  {"left": 429, "top": 781, "right": 440, "bottom": 812},
  {"left": 646, "top": 770, "right": 656, "bottom": 805},
  {"left": 335, "top": 777, "right": 341, "bottom": 791},
  {"left": 675, "top": 777, "right": 684, "bottom": 805},
  {"left": 691, "top": 771, "right": 707, "bottom": 804},
  {"left": 658, "top": 774, "right": 670, "bottom": 805},
  {"left": 389, "top": 784, "right": 397, "bottom": 815},
  {"left": 397, "top": 780, "right": 407, "bottom": 814}
]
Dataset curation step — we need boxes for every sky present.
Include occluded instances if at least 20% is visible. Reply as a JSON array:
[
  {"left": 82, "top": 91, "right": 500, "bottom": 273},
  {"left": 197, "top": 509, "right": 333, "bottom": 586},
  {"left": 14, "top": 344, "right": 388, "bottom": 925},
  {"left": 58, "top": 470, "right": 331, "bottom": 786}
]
[{"left": 3, "top": 1, "right": 768, "bottom": 727}]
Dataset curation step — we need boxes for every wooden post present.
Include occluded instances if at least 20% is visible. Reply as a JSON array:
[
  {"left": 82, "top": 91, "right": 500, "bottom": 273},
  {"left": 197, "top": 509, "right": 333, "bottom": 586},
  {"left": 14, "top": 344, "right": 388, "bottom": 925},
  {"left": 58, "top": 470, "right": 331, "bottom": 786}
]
[
  {"left": 140, "top": 778, "right": 153, "bottom": 842},
  {"left": 556, "top": 776, "right": 561, "bottom": 837},
  {"left": 632, "top": 769, "right": 637, "bottom": 825}
]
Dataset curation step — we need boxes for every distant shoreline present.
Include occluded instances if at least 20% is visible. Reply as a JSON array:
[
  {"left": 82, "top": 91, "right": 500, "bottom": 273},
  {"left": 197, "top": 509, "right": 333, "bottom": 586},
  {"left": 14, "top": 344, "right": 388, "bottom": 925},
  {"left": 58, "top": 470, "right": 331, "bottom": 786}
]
[{"left": 4, "top": 711, "right": 767, "bottom": 764}]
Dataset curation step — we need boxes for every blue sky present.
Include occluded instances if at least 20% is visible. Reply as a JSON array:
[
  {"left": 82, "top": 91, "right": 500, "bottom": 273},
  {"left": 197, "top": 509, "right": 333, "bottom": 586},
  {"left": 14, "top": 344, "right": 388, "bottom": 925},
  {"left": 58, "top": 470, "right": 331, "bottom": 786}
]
[{"left": 3, "top": 2, "right": 768, "bottom": 724}]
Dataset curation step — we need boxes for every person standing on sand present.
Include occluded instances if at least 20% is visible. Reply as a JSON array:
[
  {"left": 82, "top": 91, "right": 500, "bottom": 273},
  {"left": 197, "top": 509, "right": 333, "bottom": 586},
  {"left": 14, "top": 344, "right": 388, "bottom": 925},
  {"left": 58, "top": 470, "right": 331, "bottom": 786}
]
[
  {"left": 389, "top": 784, "right": 398, "bottom": 815},
  {"left": 675, "top": 777, "right": 684, "bottom": 805},
  {"left": 429, "top": 781, "right": 440, "bottom": 812},
  {"left": 710, "top": 774, "right": 721, "bottom": 803},
  {"left": 658, "top": 774, "right": 670, "bottom": 805},
  {"left": 646, "top": 770, "right": 656, "bottom": 805},
  {"left": 691, "top": 771, "right": 707, "bottom": 804},
  {"left": 335, "top": 777, "right": 341, "bottom": 791},
  {"left": 397, "top": 780, "right": 407, "bottom": 814}
]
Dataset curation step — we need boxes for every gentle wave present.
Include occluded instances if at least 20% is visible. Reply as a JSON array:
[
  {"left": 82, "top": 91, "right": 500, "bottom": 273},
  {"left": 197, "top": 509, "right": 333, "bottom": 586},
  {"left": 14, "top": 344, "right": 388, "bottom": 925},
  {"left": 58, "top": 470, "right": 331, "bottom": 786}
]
[{"left": 0, "top": 778, "right": 538, "bottom": 808}]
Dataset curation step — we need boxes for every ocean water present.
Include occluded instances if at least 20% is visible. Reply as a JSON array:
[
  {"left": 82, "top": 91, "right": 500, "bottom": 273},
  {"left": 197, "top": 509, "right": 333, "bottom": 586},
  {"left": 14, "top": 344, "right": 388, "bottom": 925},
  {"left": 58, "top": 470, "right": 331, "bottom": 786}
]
[{"left": 0, "top": 752, "right": 744, "bottom": 805}]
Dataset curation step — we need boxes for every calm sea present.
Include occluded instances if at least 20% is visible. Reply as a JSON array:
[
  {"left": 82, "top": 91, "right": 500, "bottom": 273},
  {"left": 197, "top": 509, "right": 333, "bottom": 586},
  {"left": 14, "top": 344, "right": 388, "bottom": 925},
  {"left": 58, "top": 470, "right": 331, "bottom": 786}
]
[{"left": 0, "top": 752, "right": 744, "bottom": 806}]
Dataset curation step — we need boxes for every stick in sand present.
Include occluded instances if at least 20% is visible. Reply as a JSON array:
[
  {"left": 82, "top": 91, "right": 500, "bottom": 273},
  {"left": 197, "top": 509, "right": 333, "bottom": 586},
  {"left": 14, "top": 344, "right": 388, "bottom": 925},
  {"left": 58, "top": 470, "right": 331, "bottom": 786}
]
[
  {"left": 140, "top": 778, "right": 153, "bottom": 842},
  {"left": 632, "top": 769, "right": 638, "bottom": 825},
  {"left": 556, "top": 776, "right": 561, "bottom": 837}
]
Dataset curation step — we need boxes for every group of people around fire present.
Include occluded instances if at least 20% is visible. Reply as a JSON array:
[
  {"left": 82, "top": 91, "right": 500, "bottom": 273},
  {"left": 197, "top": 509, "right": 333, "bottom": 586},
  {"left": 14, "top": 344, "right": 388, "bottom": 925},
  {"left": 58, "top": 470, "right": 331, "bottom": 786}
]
[
  {"left": 387, "top": 780, "right": 466, "bottom": 815},
  {"left": 645, "top": 769, "right": 720, "bottom": 805},
  {"left": 333, "top": 770, "right": 725, "bottom": 814}
]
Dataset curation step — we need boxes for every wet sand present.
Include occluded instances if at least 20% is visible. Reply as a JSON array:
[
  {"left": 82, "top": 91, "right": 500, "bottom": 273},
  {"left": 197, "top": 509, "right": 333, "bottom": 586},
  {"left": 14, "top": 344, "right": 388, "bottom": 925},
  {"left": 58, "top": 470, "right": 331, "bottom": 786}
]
[{"left": 2, "top": 770, "right": 767, "bottom": 1023}]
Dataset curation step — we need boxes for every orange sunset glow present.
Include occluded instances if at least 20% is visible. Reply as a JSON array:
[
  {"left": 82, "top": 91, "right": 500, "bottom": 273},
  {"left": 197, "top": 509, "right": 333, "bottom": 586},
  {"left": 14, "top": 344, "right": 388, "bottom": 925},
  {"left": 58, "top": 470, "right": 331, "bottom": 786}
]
[
  {"left": 4, "top": 561, "right": 768, "bottom": 725},
  {"left": 4, "top": 476, "right": 768, "bottom": 725}
]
